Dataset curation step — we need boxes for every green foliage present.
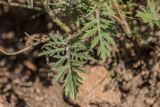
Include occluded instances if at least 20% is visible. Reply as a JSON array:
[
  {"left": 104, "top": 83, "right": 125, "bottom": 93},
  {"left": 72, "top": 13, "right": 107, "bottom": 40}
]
[
  {"left": 40, "top": 0, "right": 116, "bottom": 100},
  {"left": 136, "top": 0, "right": 160, "bottom": 27},
  {"left": 80, "top": 0, "right": 116, "bottom": 61},
  {"left": 1, "top": 0, "right": 160, "bottom": 102},
  {"left": 40, "top": 33, "right": 94, "bottom": 100},
  {"left": 35, "top": 0, "right": 160, "bottom": 100},
  {"left": 82, "top": 13, "right": 115, "bottom": 61}
]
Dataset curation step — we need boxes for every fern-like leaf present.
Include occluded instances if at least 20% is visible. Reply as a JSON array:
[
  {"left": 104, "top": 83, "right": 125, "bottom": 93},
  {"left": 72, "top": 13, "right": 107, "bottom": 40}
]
[
  {"left": 82, "top": 9, "right": 115, "bottom": 61},
  {"left": 136, "top": 0, "right": 160, "bottom": 27},
  {"left": 40, "top": 33, "right": 94, "bottom": 100}
]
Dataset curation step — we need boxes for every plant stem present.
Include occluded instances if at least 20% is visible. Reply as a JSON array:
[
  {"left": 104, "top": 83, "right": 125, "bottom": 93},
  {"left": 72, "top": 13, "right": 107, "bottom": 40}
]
[
  {"left": 0, "top": 35, "right": 50, "bottom": 55},
  {"left": 42, "top": 0, "right": 71, "bottom": 33},
  {"left": 0, "top": 0, "right": 71, "bottom": 33},
  {"left": 113, "top": 2, "right": 132, "bottom": 37},
  {"left": 0, "top": 1, "right": 42, "bottom": 11}
]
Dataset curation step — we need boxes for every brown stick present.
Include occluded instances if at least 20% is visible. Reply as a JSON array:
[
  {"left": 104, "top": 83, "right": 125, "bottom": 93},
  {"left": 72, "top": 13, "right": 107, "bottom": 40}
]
[
  {"left": 0, "top": 36, "right": 50, "bottom": 56},
  {"left": 113, "top": 2, "right": 132, "bottom": 37},
  {"left": 41, "top": 0, "right": 71, "bottom": 33},
  {"left": 0, "top": 45, "right": 33, "bottom": 55}
]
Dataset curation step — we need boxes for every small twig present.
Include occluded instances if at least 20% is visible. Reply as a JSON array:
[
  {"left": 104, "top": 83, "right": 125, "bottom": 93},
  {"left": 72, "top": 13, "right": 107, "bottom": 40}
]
[
  {"left": 41, "top": 0, "right": 71, "bottom": 33},
  {"left": 24, "top": 32, "right": 40, "bottom": 41},
  {"left": 0, "top": 0, "right": 71, "bottom": 33},
  {"left": 0, "top": 36, "right": 50, "bottom": 56},
  {"left": 0, "top": 41, "right": 40, "bottom": 55},
  {"left": 0, "top": 45, "right": 34, "bottom": 55},
  {"left": 113, "top": 2, "right": 132, "bottom": 37},
  {"left": 0, "top": 1, "right": 43, "bottom": 11}
]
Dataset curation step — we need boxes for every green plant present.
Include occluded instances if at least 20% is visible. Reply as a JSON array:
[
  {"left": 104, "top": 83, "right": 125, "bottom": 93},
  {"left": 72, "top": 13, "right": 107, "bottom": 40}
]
[
  {"left": 0, "top": 0, "right": 159, "bottom": 101},
  {"left": 136, "top": 0, "right": 160, "bottom": 27},
  {"left": 40, "top": 0, "right": 117, "bottom": 100}
]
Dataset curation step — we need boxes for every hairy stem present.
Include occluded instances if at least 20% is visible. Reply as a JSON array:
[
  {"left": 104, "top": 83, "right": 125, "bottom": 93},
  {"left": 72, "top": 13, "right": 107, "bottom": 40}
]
[
  {"left": 42, "top": 0, "right": 71, "bottom": 33},
  {"left": 113, "top": 2, "right": 132, "bottom": 37}
]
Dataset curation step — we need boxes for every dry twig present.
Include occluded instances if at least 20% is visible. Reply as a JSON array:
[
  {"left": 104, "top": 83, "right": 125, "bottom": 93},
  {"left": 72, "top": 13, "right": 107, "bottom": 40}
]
[{"left": 0, "top": 1, "right": 42, "bottom": 11}]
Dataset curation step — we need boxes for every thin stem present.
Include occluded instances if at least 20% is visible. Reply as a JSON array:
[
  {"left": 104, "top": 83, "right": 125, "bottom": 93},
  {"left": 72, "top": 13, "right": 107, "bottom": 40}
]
[
  {"left": 0, "top": 45, "right": 33, "bottom": 55},
  {"left": 42, "top": 0, "right": 71, "bottom": 33},
  {"left": 0, "top": 36, "right": 50, "bottom": 55},
  {"left": 0, "top": 0, "right": 71, "bottom": 33},
  {"left": 113, "top": 2, "right": 132, "bottom": 37},
  {"left": 96, "top": 10, "right": 100, "bottom": 35},
  {"left": 0, "top": 1, "right": 42, "bottom": 11}
]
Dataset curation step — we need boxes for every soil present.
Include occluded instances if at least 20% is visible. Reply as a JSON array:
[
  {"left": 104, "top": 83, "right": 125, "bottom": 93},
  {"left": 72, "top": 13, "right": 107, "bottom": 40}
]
[{"left": 0, "top": 2, "right": 160, "bottom": 107}]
